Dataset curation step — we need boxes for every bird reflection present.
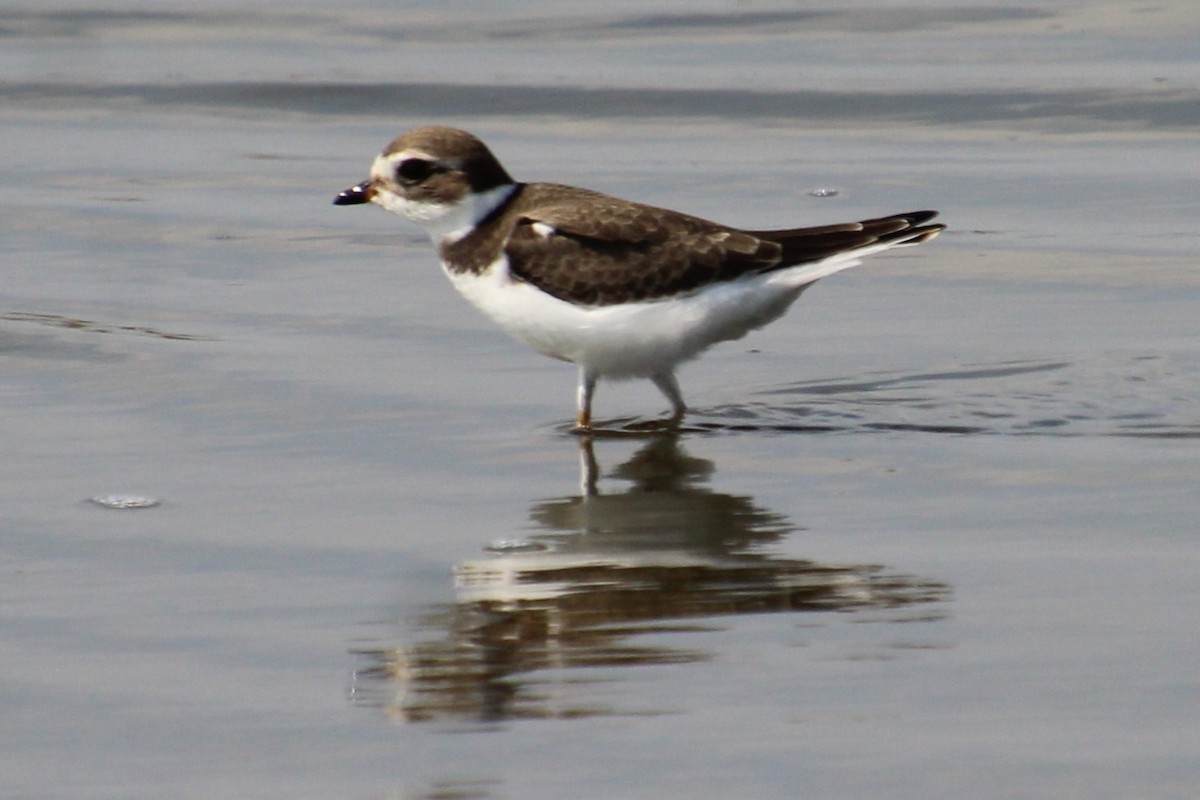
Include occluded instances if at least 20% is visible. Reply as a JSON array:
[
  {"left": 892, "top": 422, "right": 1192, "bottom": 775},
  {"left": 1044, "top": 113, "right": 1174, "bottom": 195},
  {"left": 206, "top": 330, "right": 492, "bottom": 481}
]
[{"left": 350, "top": 436, "right": 948, "bottom": 724}]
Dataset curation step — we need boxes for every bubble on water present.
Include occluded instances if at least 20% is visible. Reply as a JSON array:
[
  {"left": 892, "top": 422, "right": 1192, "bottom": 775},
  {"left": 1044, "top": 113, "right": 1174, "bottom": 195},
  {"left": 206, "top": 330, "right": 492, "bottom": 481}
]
[
  {"left": 809, "top": 187, "right": 840, "bottom": 198},
  {"left": 88, "top": 494, "right": 161, "bottom": 510}
]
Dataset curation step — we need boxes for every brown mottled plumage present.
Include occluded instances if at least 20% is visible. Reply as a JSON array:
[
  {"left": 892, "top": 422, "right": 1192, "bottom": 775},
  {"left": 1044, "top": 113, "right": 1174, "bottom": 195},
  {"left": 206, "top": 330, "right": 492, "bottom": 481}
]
[{"left": 445, "top": 183, "right": 940, "bottom": 306}]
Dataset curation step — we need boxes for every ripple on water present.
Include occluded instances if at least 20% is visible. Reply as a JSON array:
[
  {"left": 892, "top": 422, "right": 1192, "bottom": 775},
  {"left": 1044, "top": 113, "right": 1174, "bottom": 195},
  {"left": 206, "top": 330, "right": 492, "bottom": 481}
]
[{"left": 674, "top": 354, "right": 1200, "bottom": 439}]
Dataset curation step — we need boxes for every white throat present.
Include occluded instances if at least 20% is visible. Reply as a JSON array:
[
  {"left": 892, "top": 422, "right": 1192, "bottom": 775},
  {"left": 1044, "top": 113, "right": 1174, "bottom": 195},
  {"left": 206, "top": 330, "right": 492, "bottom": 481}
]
[
  {"left": 374, "top": 180, "right": 516, "bottom": 246},
  {"left": 434, "top": 183, "right": 518, "bottom": 244}
]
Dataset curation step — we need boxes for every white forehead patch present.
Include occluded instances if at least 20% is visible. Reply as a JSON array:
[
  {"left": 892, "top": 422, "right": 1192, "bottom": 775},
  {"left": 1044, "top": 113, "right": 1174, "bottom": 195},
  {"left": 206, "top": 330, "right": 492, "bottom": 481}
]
[{"left": 384, "top": 148, "right": 433, "bottom": 162}]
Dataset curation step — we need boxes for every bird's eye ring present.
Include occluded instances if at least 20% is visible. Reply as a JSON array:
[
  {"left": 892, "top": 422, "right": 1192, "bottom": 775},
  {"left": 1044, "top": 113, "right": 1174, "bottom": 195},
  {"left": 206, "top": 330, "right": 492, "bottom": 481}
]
[{"left": 396, "top": 158, "right": 436, "bottom": 183}]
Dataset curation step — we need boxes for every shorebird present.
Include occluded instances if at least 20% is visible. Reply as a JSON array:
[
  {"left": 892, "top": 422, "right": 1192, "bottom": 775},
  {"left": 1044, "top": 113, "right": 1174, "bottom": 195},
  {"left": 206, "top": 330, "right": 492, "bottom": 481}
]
[{"left": 335, "top": 126, "right": 943, "bottom": 430}]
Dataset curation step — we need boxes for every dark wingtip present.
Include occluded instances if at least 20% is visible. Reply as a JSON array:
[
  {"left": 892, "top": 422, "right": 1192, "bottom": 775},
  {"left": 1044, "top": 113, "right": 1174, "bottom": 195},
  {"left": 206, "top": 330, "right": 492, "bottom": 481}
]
[
  {"left": 862, "top": 210, "right": 940, "bottom": 227},
  {"left": 333, "top": 181, "right": 372, "bottom": 206},
  {"left": 902, "top": 210, "right": 940, "bottom": 227},
  {"left": 902, "top": 211, "right": 945, "bottom": 243},
  {"left": 867, "top": 211, "right": 944, "bottom": 245},
  {"left": 904, "top": 224, "right": 946, "bottom": 244}
]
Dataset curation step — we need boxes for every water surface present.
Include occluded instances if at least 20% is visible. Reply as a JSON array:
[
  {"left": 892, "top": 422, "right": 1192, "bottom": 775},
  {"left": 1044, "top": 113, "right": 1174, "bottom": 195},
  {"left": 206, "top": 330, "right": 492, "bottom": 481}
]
[{"left": 2, "top": 3, "right": 1199, "bottom": 799}]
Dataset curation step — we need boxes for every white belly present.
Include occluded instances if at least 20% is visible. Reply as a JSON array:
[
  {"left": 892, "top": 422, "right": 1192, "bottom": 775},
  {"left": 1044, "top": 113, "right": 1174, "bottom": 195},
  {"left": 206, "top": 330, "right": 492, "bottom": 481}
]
[{"left": 442, "top": 255, "right": 843, "bottom": 379}]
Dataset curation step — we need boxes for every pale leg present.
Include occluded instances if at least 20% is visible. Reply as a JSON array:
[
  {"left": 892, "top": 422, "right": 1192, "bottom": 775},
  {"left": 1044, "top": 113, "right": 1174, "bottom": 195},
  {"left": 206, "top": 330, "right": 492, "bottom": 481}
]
[
  {"left": 575, "top": 367, "right": 598, "bottom": 430},
  {"left": 651, "top": 371, "right": 687, "bottom": 422}
]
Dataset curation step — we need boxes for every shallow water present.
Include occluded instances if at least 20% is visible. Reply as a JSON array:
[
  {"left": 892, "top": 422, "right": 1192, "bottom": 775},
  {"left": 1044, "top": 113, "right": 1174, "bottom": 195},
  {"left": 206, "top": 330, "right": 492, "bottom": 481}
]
[{"left": 3, "top": 3, "right": 1199, "bottom": 799}]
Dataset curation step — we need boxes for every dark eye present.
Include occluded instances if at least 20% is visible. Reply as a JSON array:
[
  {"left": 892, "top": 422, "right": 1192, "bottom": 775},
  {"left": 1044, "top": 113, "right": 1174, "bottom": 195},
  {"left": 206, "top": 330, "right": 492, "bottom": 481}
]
[{"left": 396, "top": 158, "right": 436, "bottom": 183}]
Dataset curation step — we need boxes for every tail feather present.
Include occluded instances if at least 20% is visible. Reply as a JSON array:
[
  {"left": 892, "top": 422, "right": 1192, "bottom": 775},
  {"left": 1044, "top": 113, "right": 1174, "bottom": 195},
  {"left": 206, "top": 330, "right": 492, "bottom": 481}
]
[{"left": 748, "top": 210, "right": 944, "bottom": 270}]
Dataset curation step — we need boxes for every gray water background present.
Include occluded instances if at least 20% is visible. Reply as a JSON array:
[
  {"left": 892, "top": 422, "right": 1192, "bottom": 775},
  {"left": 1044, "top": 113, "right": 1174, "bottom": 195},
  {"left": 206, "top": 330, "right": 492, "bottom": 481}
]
[{"left": 2, "top": 3, "right": 1199, "bottom": 798}]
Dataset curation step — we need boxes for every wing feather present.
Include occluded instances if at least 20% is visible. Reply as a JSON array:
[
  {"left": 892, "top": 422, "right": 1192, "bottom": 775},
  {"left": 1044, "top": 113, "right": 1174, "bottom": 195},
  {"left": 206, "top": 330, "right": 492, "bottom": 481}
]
[
  {"left": 504, "top": 187, "right": 780, "bottom": 306},
  {"left": 495, "top": 184, "right": 943, "bottom": 308}
]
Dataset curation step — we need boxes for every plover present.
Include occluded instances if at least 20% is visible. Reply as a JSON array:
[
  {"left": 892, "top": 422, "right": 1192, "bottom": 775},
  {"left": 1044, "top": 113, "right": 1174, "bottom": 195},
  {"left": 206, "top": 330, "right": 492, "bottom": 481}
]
[{"left": 335, "top": 126, "right": 943, "bottom": 430}]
